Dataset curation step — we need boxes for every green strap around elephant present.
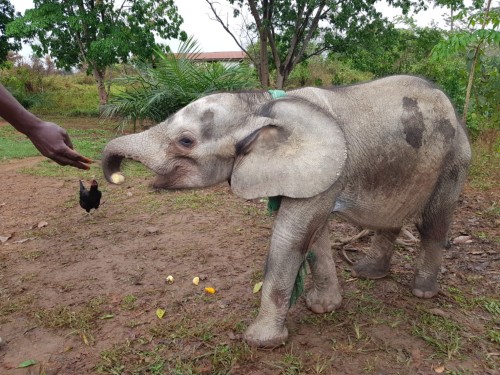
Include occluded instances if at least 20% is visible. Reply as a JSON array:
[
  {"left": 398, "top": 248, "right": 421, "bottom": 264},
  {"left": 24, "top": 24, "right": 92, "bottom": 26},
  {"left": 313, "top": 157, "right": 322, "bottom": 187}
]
[
  {"left": 268, "top": 89, "right": 286, "bottom": 99},
  {"left": 266, "top": 90, "right": 286, "bottom": 215}
]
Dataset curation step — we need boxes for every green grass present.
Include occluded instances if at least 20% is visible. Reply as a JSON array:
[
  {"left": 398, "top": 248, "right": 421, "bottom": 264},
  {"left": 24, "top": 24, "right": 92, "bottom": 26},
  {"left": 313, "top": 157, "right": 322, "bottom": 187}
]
[
  {"left": 412, "top": 311, "right": 463, "bottom": 359},
  {"left": 0, "top": 126, "right": 40, "bottom": 159},
  {"left": 96, "top": 311, "right": 253, "bottom": 375},
  {"left": 96, "top": 338, "right": 167, "bottom": 375},
  {"left": 279, "top": 348, "right": 304, "bottom": 375},
  {"left": 121, "top": 295, "right": 137, "bottom": 310},
  {"left": 0, "top": 294, "right": 36, "bottom": 318},
  {"left": 96, "top": 339, "right": 252, "bottom": 375},
  {"left": 34, "top": 296, "right": 109, "bottom": 345},
  {"left": 36, "top": 83, "right": 100, "bottom": 117}
]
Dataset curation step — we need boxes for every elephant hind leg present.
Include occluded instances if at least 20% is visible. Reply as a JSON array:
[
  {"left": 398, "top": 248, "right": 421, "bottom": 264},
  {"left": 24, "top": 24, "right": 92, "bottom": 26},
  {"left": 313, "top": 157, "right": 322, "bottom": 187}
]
[
  {"left": 306, "top": 222, "right": 342, "bottom": 314},
  {"left": 413, "top": 212, "right": 451, "bottom": 298},
  {"left": 413, "top": 160, "right": 468, "bottom": 298},
  {"left": 351, "top": 228, "right": 401, "bottom": 279},
  {"left": 413, "top": 179, "right": 464, "bottom": 298}
]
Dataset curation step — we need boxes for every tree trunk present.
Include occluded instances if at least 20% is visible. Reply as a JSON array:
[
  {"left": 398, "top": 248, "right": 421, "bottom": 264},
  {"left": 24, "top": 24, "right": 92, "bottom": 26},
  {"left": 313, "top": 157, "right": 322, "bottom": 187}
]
[
  {"left": 259, "top": 31, "right": 270, "bottom": 88},
  {"left": 276, "top": 69, "right": 287, "bottom": 89},
  {"left": 93, "top": 67, "right": 108, "bottom": 105}
]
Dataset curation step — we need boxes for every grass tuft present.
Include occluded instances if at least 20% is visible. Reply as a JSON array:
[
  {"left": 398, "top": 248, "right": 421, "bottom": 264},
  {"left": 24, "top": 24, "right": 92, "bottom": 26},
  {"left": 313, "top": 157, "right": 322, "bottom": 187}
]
[{"left": 412, "top": 311, "right": 462, "bottom": 359}]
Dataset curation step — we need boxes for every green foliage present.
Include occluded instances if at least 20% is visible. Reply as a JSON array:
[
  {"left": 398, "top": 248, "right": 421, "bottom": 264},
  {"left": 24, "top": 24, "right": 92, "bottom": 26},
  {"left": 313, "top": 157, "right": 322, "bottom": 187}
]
[
  {"left": 0, "top": 66, "right": 100, "bottom": 115},
  {"left": 330, "top": 16, "right": 401, "bottom": 76},
  {"left": 6, "top": 0, "right": 185, "bottom": 72},
  {"left": 286, "top": 55, "right": 373, "bottom": 88},
  {"left": 0, "top": 64, "right": 49, "bottom": 108},
  {"left": 225, "top": 0, "right": 425, "bottom": 88},
  {"left": 0, "top": 0, "right": 20, "bottom": 64},
  {"left": 6, "top": 0, "right": 186, "bottom": 104},
  {"left": 333, "top": 25, "right": 445, "bottom": 77},
  {"left": 102, "top": 37, "right": 260, "bottom": 131},
  {"left": 288, "top": 61, "right": 312, "bottom": 87},
  {"left": 431, "top": 1, "right": 500, "bottom": 133},
  {"left": 35, "top": 75, "right": 100, "bottom": 117},
  {"left": 330, "top": 14, "right": 499, "bottom": 136}
]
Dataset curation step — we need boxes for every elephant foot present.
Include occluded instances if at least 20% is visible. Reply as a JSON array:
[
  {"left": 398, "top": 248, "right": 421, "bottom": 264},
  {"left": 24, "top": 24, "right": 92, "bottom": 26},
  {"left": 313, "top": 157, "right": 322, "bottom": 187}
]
[
  {"left": 243, "top": 320, "right": 288, "bottom": 348},
  {"left": 351, "top": 256, "right": 391, "bottom": 279},
  {"left": 412, "top": 271, "right": 439, "bottom": 298},
  {"left": 306, "top": 285, "right": 342, "bottom": 314}
]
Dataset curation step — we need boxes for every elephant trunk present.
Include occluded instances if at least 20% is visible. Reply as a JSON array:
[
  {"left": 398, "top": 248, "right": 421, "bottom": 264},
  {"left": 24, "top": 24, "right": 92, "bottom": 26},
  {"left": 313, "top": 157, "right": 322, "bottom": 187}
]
[{"left": 102, "top": 131, "right": 159, "bottom": 184}]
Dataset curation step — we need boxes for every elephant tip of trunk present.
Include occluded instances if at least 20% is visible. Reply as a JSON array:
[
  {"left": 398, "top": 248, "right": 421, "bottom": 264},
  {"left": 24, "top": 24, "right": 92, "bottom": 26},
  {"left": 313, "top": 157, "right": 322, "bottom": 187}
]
[{"left": 109, "top": 172, "right": 125, "bottom": 185}]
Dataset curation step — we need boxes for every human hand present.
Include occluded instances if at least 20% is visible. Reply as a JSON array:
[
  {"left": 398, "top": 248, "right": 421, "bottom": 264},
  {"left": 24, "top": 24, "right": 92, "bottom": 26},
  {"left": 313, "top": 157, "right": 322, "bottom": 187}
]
[{"left": 26, "top": 121, "right": 93, "bottom": 170}]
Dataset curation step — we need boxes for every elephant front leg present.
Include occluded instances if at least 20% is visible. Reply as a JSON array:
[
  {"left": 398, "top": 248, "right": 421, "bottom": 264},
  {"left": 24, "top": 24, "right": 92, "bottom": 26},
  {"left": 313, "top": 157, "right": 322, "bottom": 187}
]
[
  {"left": 244, "top": 194, "right": 335, "bottom": 348},
  {"left": 243, "top": 252, "right": 299, "bottom": 348},
  {"left": 306, "top": 223, "right": 342, "bottom": 314}
]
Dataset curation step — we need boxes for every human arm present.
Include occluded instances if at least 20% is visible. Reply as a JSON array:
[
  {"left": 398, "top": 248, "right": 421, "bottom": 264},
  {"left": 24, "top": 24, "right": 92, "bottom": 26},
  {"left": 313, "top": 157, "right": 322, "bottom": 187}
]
[{"left": 0, "top": 84, "right": 92, "bottom": 169}]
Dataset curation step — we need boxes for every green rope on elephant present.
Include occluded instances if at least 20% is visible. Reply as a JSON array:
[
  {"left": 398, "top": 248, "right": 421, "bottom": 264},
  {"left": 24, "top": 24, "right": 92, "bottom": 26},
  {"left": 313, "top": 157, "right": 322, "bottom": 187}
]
[
  {"left": 268, "top": 89, "right": 287, "bottom": 99},
  {"left": 267, "top": 196, "right": 282, "bottom": 215},
  {"left": 289, "top": 251, "right": 316, "bottom": 307}
]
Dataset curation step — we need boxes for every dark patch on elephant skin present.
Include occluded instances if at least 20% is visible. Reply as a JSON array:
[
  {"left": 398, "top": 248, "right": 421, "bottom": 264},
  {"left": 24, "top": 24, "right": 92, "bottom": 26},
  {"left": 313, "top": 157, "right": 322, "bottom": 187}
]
[
  {"left": 435, "top": 117, "right": 456, "bottom": 140},
  {"left": 200, "top": 110, "right": 215, "bottom": 139},
  {"left": 401, "top": 97, "right": 425, "bottom": 149}
]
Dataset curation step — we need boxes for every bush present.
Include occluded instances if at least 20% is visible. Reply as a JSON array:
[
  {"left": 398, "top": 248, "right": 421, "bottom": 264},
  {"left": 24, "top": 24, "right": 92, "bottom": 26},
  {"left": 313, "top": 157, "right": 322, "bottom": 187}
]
[{"left": 285, "top": 56, "right": 373, "bottom": 89}]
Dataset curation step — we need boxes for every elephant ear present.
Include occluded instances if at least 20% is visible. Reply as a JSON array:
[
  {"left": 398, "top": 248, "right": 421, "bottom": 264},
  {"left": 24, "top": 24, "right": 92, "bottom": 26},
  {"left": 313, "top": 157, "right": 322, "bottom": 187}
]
[{"left": 231, "top": 97, "right": 347, "bottom": 199}]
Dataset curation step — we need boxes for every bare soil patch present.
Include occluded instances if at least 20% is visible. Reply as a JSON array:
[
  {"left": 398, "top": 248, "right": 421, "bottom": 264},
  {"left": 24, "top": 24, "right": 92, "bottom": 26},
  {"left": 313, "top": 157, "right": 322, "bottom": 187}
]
[{"left": 0, "top": 157, "right": 498, "bottom": 374}]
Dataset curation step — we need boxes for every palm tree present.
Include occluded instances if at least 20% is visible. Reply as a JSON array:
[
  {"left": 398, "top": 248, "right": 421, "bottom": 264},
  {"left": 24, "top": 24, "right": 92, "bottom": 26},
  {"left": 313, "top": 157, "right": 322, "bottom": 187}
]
[{"left": 102, "top": 37, "right": 260, "bottom": 131}]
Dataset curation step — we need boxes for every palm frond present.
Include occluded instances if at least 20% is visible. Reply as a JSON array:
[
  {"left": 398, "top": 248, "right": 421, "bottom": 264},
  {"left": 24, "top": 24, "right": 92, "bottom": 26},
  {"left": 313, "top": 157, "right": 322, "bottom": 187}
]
[{"left": 102, "top": 37, "right": 260, "bottom": 132}]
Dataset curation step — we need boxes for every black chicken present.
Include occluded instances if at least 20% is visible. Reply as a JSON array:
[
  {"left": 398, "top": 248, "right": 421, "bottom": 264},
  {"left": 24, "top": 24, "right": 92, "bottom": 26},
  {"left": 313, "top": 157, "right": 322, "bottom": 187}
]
[{"left": 79, "top": 179, "right": 102, "bottom": 214}]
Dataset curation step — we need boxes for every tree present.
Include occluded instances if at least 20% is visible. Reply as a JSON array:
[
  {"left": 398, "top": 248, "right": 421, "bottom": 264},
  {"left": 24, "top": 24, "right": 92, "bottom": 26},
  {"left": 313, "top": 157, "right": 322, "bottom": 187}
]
[
  {"left": 0, "top": 0, "right": 21, "bottom": 64},
  {"left": 206, "top": 0, "right": 426, "bottom": 88},
  {"left": 7, "top": 0, "right": 186, "bottom": 105},
  {"left": 432, "top": 0, "right": 500, "bottom": 122}
]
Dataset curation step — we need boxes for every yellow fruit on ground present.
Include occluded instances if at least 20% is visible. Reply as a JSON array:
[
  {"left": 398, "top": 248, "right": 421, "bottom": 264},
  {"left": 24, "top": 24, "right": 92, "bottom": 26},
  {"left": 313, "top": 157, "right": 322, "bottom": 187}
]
[{"left": 110, "top": 173, "right": 125, "bottom": 184}]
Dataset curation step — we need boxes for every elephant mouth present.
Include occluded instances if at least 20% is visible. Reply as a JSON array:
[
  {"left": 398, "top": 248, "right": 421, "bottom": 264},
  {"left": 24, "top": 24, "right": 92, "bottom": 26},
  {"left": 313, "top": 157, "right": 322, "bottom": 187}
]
[
  {"left": 152, "top": 172, "right": 195, "bottom": 190},
  {"left": 152, "top": 174, "right": 174, "bottom": 189}
]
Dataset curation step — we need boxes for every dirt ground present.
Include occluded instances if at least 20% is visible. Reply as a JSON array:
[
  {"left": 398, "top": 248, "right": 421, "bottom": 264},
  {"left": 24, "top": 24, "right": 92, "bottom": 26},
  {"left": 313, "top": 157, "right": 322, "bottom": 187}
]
[{"left": 0, "top": 156, "right": 498, "bottom": 375}]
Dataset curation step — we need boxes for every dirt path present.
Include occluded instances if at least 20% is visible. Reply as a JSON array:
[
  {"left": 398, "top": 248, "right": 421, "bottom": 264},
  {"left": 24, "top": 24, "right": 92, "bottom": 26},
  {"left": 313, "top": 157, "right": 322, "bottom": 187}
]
[
  {"left": 0, "top": 159, "right": 498, "bottom": 374},
  {"left": 0, "top": 156, "right": 45, "bottom": 173}
]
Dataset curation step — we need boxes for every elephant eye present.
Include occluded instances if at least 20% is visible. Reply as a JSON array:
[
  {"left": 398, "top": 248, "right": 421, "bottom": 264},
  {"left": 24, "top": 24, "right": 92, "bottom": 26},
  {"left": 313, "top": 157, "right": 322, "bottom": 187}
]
[{"left": 178, "top": 137, "right": 194, "bottom": 148}]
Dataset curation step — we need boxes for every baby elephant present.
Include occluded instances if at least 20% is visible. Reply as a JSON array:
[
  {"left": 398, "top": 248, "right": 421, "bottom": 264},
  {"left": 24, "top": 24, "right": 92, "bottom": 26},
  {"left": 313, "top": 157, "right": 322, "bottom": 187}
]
[{"left": 102, "top": 75, "right": 471, "bottom": 348}]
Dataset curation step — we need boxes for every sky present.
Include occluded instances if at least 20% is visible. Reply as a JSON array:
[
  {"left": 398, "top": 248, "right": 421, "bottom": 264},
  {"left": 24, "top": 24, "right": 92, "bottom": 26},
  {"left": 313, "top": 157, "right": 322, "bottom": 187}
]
[{"left": 11, "top": 0, "right": 450, "bottom": 57}]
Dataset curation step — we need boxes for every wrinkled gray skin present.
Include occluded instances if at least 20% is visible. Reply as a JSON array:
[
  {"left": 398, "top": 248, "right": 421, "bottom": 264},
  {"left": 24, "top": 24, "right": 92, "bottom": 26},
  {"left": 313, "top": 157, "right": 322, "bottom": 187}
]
[{"left": 102, "top": 76, "right": 471, "bottom": 348}]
